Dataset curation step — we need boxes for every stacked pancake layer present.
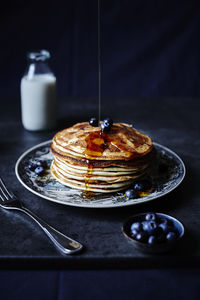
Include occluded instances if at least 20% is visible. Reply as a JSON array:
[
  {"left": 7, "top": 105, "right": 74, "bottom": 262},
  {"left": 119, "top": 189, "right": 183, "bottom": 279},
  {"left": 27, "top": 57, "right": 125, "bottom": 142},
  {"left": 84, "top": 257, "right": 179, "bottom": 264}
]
[{"left": 50, "top": 122, "right": 154, "bottom": 193}]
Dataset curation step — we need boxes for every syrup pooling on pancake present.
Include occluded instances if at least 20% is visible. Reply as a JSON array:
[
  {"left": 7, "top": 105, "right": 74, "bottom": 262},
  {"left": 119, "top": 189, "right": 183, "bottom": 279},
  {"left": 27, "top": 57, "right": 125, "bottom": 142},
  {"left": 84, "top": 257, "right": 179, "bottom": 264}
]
[
  {"left": 83, "top": 127, "right": 147, "bottom": 160},
  {"left": 50, "top": 122, "right": 154, "bottom": 193}
]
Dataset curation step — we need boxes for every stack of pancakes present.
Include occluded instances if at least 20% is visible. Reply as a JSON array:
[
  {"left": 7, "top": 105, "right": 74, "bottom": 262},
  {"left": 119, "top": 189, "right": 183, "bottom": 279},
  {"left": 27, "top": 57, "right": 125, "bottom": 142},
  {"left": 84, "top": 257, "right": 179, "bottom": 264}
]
[{"left": 50, "top": 122, "right": 154, "bottom": 193}]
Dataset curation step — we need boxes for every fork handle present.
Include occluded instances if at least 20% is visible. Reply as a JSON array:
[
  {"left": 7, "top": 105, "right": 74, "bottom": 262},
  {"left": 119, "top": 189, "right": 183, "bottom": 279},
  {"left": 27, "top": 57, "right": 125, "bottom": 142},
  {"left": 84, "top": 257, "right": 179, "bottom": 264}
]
[{"left": 18, "top": 206, "right": 83, "bottom": 255}]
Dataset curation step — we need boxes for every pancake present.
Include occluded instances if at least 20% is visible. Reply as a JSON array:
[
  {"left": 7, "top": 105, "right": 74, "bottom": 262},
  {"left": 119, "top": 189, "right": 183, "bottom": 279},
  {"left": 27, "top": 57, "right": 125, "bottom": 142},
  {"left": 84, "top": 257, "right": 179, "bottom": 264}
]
[
  {"left": 51, "top": 162, "right": 143, "bottom": 193},
  {"left": 51, "top": 122, "right": 153, "bottom": 160},
  {"left": 50, "top": 122, "right": 154, "bottom": 193},
  {"left": 52, "top": 159, "right": 148, "bottom": 183},
  {"left": 53, "top": 156, "right": 149, "bottom": 175}
]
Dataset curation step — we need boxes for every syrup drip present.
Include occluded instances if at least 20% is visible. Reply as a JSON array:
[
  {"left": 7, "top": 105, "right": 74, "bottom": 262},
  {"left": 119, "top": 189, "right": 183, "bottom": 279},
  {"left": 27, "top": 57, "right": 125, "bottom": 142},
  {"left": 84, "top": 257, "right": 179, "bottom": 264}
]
[
  {"left": 84, "top": 160, "right": 93, "bottom": 195},
  {"left": 83, "top": 130, "right": 106, "bottom": 196}
]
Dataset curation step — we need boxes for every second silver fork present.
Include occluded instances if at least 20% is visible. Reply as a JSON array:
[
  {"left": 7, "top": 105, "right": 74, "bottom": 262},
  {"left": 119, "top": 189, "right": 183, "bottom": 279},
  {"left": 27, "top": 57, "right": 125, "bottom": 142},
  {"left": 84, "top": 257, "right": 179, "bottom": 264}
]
[{"left": 0, "top": 177, "right": 83, "bottom": 255}]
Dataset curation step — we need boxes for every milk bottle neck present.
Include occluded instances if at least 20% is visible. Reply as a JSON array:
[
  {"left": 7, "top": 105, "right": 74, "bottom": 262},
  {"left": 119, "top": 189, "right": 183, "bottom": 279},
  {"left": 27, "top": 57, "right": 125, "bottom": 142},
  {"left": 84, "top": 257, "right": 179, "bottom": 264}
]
[{"left": 25, "top": 50, "right": 54, "bottom": 80}]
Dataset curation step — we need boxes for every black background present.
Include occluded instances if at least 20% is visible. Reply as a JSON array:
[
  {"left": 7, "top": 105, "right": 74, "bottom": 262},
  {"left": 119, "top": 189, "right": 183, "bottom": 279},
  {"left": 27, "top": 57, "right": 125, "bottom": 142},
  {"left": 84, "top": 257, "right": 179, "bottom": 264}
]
[{"left": 1, "top": 0, "right": 200, "bottom": 99}]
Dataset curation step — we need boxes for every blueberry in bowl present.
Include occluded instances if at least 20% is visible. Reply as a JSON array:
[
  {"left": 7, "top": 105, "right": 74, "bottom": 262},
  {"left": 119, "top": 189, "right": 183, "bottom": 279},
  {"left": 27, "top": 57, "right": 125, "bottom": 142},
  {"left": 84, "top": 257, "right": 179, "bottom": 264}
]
[
  {"left": 122, "top": 212, "right": 184, "bottom": 253},
  {"left": 145, "top": 212, "right": 157, "bottom": 221}
]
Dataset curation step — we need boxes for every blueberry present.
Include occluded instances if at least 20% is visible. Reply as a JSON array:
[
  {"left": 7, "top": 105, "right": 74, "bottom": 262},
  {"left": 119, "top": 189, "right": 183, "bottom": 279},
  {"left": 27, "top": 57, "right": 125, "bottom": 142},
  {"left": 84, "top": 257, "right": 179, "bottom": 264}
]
[
  {"left": 34, "top": 166, "right": 45, "bottom": 176},
  {"left": 130, "top": 229, "right": 138, "bottom": 238},
  {"left": 133, "top": 179, "right": 152, "bottom": 192},
  {"left": 166, "top": 231, "right": 177, "bottom": 242},
  {"left": 103, "top": 118, "right": 113, "bottom": 127},
  {"left": 155, "top": 226, "right": 164, "bottom": 236},
  {"left": 130, "top": 222, "right": 143, "bottom": 232},
  {"left": 133, "top": 182, "right": 143, "bottom": 192},
  {"left": 142, "top": 221, "right": 158, "bottom": 235},
  {"left": 89, "top": 117, "right": 98, "bottom": 127},
  {"left": 28, "top": 162, "right": 36, "bottom": 171},
  {"left": 135, "top": 232, "right": 147, "bottom": 243},
  {"left": 159, "top": 217, "right": 173, "bottom": 227},
  {"left": 100, "top": 118, "right": 113, "bottom": 132},
  {"left": 142, "top": 221, "right": 150, "bottom": 232},
  {"left": 159, "top": 222, "right": 171, "bottom": 234},
  {"left": 36, "top": 161, "right": 47, "bottom": 168},
  {"left": 125, "top": 189, "right": 138, "bottom": 199},
  {"left": 148, "top": 235, "right": 157, "bottom": 245},
  {"left": 100, "top": 122, "right": 108, "bottom": 132},
  {"left": 145, "top": 213, "right": 157, "bottom": 222}
]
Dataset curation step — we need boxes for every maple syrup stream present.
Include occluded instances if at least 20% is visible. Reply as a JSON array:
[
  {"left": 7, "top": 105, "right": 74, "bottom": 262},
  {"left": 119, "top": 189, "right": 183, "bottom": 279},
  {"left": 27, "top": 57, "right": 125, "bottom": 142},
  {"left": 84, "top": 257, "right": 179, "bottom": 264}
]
[
  {"left": 83, "top": 1, "right": 148, "bottom": 197},
  {"left": 82, "top": 0, "right": 101, "bottom": 197}
]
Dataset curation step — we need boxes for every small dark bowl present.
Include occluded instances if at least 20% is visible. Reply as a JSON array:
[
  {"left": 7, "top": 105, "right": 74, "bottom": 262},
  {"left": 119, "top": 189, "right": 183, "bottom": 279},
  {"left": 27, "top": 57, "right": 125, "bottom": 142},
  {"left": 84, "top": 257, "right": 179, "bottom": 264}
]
[{"left": 122, "top": 212, "right": 184, "bottom": 254}]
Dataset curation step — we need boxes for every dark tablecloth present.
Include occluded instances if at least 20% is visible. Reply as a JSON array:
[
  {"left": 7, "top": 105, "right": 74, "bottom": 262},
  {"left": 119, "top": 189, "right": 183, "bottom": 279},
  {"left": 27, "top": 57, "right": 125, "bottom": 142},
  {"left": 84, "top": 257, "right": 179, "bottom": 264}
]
[{"left": 0, "top": 269, "right": 200, "bottom": 300}]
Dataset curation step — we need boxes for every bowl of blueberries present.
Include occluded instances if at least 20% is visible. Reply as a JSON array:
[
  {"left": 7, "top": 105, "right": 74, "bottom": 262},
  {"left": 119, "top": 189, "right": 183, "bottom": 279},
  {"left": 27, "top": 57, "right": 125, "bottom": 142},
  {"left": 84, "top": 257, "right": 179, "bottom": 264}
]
[{"left": 123, "top": 212, "right": 184, "bottom": 253}]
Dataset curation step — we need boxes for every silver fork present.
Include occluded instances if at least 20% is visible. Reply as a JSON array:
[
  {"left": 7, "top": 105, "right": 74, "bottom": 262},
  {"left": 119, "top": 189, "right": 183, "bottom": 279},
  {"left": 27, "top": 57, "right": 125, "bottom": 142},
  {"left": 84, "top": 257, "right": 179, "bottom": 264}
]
[{"left": 0, "top": 177, "right": 83, "bottom": 255}]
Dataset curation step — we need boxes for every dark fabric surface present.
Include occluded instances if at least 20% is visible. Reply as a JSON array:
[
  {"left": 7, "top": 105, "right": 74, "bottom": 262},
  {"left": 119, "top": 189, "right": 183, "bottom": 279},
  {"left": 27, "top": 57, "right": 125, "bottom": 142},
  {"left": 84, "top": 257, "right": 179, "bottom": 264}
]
[
  {"left": 0, "top": 269, "right": 200, "bottom": 300},
  {"left": 0, "top": 97, "right": 200, "bottom": 268},
  {"left": 0, "top": 0, "right": 200, "bottom": 98}
]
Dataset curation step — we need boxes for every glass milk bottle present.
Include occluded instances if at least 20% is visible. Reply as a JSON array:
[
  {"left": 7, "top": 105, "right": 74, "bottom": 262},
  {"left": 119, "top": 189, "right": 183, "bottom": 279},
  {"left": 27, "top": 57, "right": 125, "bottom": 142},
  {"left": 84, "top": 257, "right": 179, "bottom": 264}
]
[{"left": 20, "top": 50, "right": 57, "bottom": 131}]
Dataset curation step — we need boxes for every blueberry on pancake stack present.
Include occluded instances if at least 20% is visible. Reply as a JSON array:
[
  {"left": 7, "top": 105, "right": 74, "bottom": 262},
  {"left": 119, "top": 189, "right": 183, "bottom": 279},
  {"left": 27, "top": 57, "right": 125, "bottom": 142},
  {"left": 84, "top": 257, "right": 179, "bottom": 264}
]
[{"left": 50, "top": 119, "right": 154, "bottom": 193}]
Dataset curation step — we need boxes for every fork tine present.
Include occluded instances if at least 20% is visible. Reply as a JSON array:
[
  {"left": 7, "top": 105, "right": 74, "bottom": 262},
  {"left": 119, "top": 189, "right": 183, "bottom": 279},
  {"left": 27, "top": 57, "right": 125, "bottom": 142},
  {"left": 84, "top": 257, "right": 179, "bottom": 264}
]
[
  {"left": 0, "top": 189, "right": 6, "bottom": 202},
  {"left": 0, "top": 177, "right": 13, "bottom": 201}
]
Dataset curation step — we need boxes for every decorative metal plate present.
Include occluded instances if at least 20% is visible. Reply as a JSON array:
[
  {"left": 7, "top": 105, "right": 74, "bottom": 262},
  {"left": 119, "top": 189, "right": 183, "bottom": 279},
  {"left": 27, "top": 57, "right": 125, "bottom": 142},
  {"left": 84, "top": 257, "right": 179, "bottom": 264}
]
[{"left": 15, "top": 141, "right": 185, "bottom": 208}]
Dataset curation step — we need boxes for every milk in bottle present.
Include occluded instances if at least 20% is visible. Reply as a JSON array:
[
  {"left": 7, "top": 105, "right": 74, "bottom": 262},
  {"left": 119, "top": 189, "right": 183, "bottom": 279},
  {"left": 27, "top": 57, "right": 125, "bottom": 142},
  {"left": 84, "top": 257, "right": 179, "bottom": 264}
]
[{"left": 20, "top": 50, "right": 57, "bottom": 131}]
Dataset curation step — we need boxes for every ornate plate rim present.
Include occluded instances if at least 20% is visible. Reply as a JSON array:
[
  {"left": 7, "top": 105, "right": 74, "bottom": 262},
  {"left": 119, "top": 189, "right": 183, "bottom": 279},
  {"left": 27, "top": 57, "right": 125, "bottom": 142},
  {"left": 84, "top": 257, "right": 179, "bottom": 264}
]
[{"left": 15, "top": 140, "right": 186, "bottom": 208}]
